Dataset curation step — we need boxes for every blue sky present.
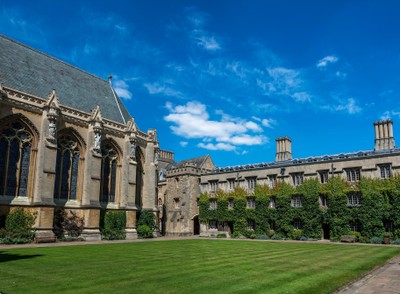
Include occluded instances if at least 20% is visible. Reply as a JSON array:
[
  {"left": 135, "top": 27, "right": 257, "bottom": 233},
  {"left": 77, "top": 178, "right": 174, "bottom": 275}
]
[{"left": 2, "top": 1, "right": 400, "bottom": 166}]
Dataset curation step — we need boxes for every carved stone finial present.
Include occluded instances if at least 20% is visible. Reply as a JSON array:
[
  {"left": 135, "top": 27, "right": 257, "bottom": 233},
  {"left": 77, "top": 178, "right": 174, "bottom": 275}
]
[
  {"left": 91, "top": 105, "right": 103, "bottom": 124},
  {"left": 126, "top": 117, "right": 138, "bottom": 133},
  {"left": 147, "top": 129, "right": 158, "bottom": 144}
]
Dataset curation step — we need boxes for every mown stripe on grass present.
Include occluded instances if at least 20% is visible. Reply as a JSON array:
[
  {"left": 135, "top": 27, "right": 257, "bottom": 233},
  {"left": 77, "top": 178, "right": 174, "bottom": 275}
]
[{"left": 1, "top": 240, "right": 399, "bottom": 294}]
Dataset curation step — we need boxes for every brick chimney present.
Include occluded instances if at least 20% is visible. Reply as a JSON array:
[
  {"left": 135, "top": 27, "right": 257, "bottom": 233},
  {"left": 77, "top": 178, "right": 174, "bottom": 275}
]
[
  {"left": 275, "top": 137, "right": 292, "bottom": 161},
  {"left": 374, "top": 120, "right": 395, "bottom": 151}
]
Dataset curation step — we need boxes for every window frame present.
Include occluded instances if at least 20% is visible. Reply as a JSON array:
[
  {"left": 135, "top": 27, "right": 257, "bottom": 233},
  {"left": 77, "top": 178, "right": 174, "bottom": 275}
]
[
  {"left": 100, "top": 141, "right": 119, "bottom": 204},
  {"left": 209, "top": 180, "right": 218, "bottom": 193},
  {"left": 291, "top": 195, "right": 303, "bottom": 208},
  {"left": 209, "top": 198, "right": 217, "bottom": 210},
  {"left": 0, "top": 121, "right": 34, "bottom": 198},
  {"left": 53, "top": 134, "right": 81, "bottom": 201},
  {"left": 247, "top": 196, "right": 256, "bottom": 209},
  {"left": 347, "top": 193, "right": 362, "bottom": 207},
  {"left": 292, "top": 172, "right": 304, "bottom": 186},
  {"left": 319, "top": 170, "right": 329, "bottom": 184},
  {"left": 246, "top": 177, "right": 257, "bottom": 191},
  {"left": 346, "top": 168, "right": 361, "bottom": 182},
  {"left": 379, "top": 164, "right": 391, "bottom": 179}
]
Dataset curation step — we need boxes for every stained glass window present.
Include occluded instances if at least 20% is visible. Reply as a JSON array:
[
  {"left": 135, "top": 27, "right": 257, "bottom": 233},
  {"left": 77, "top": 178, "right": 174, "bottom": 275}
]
[
  {"left": 100, "top": 142, "right": 118, "bottom": 203},
  {"left": 0, "top": 122, "right": 32, "bottom": 197},
  {"left": 54, "top": 135, "right": 80, "bottom": 200}
]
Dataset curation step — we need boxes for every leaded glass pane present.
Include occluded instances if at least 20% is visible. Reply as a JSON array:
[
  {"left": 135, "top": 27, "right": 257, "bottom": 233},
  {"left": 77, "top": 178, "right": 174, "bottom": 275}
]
[
  {"left": 101, "top": 157, "right": 110, "bottom": 202},
  {"left": 69, "top": 152, "right": 79, "bottom": 200},
  {"left": 60, "top": 150, "right": 71, "bottom": 199},
  {"left": 18, "top": 143, "right": 31, "bottom": 196},
  {"left": 0, "top": 139, "right": 6, "bottom": 194},
  {"left": 109, "top": 160, "right": 116, "bottom": 202},
  {"left": 6, "top": 139, "right": 19, "bottom": 196},
  {"left": 53, "top": 147, "right": 62, "bottom": 199}
]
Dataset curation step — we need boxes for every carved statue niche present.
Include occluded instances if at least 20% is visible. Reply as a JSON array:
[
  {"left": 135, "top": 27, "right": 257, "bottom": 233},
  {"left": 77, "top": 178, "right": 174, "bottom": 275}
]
[
  {"left": 45, "top": 90, "right": 60, "bottom": 145},
  {"left": 90, "top": 105, "right": 104, "bottom": 154}
]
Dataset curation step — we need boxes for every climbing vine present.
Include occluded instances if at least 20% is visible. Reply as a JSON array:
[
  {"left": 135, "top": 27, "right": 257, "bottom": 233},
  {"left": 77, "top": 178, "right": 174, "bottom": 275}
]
[{"left": 199, "top": 176, "right": 400, "bottom": 240}]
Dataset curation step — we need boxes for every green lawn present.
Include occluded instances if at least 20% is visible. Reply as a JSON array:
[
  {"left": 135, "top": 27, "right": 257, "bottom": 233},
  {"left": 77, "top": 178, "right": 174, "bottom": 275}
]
[{"left": 1, "top": 240, "right": 399, "bottom": 294}]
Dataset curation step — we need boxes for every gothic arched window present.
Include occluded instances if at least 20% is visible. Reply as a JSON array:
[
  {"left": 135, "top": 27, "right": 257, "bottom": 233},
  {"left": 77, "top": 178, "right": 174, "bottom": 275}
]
[
  {"left": 0, "top": 122, "right": 32, "bottom": 197},
  {"left": 100, "top": 142, "right": 118, "bottom": 203},
  {"left": 54, "top": 135, "right": 80, "bottom": 200}
]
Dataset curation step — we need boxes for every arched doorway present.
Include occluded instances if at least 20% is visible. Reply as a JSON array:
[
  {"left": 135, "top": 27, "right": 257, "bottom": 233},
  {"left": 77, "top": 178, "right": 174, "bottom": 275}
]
[
  {"left": 193, "top": 215, "right": 200, "bottom": 235},
  {"left": 322, "top": 224, "right": 330, "bottom": 240}
]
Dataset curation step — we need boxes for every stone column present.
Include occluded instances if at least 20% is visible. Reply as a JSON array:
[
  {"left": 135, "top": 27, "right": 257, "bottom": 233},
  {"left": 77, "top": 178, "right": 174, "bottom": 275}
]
[
  {"left": 123, "top": 132, "right": 138, "bottom": 239},
  {"left": 31, "top": 91, "right": 60, "bottom": 238},
  {"left": 80, "top": 106, "right": 103, "bottom": 241},
  {"left": 142, "top": 142, "right": 157, "bottom": 211},
  {"left": 374, "top": 122, "right": 379, "bottom": 150}
]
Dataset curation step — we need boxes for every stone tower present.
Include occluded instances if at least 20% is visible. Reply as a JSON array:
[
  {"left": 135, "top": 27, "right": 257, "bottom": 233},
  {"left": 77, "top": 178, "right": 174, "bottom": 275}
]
[
  {"left": 374, "top": 120, "right": 395, "bottom": 151},
  {"left": 275, "top": 136, "right": 292, "bottom": 161},
  {"left": 164, "top": 155, "right": 214, "bottom": 236}
]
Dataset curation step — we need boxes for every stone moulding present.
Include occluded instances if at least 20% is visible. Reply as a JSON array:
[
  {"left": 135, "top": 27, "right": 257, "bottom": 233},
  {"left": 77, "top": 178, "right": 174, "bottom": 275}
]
[{"left": 3, "top": 86, "right": 153, "bottom": 142}]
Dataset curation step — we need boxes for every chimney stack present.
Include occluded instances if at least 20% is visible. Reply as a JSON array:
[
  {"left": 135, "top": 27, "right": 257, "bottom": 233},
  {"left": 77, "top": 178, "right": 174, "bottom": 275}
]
[
  {"left": 275, "top": 137, "right": 292, "bottom": 162},
  {"left": 374, "top": 120, "right": 394, "bottom": 151}
]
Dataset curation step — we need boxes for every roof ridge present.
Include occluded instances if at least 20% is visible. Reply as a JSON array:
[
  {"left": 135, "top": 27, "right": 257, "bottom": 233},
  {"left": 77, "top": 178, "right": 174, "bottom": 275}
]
[
  {"left": 0, "top": 34, "right": 109, "bottom": 85},
  {"left": 214, "top": 148, "right": 400, "bottom": 172}
]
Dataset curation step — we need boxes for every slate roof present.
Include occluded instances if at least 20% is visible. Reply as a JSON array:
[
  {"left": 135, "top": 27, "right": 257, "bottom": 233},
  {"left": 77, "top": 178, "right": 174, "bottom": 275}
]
[
  {"left": 212, "top": 148, "right": 400, "bottom": 173},
  {"left": 167, "top": 155, "right": 211, "bottom": 170},
  {"left": 0, "top": 34, "right": 131, "bottom": 124}
]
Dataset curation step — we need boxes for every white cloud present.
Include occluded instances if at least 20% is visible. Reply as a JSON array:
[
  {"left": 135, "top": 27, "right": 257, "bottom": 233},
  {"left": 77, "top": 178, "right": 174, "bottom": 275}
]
[
  {"left": 179, "top": 141, "right": 188, "bottom": 147},
  {"left": 335, "top": 71, "right": 347, "bottom": 79},
  {"left": 335, "top": 98, "right": 362, "bottom": 114},
  {"left": 245, "top": 121, "right": 262, "bottom": 132},
  {"left": 261, "top": 118, "right": 276, "bottom": 128},
  {"left": 266, "top": 67, "right": 311, "bottom": 102},
  {"left": 380, "top": 110, "right": 400, "bottom": 120},
  {"left": 164, "top": 101, "right": 268, "bottom": 151},
  {"left": 225, "top": 134, "right": 267, "bottom": 145},
  {"left": 324, "top": 98, "right": 362, "bottom": 114},
  {"left": 317, "top": 55, "right": 339, "bottom": 68},
  {"left": 144, "top": 83, "right": 182, "bottom": 98},
  {"left": 113, "top": 79, "right": 132, "bottom": 100},
  {"left": 196, "top": 35, "right": 221, "bottom": 51},
  {"left": 197, "top": 142, "right": 236, "bottom": 151},
  {"left": 292, "top": 92, "right": 311, "bottom": 102}
]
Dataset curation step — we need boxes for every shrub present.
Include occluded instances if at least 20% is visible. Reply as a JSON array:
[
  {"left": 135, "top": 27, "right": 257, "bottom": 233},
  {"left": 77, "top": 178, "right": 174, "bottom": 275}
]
[
  {"left": 216, "top": 233, "right": 227, "bottom": 238},
  {"left": 102, "top": 210, "right": 126, "bottom": 240},
  {"left": 137, "top": 210, "right": 155, "bottom": 238},
  {"left": 53, "top": 209, "right": 84, "bottom": 239},
  {"left": 137, "top": 210, "right": 155, "bottom": 228},
  {"left": 390, "top": 238, "right": 400, "bottom": 245},
  {"left": 370, "top": 236, "right": 383, "bottom": 244},
  {"left": 330, "top": 236, "right": 340, "bottom": 242},
  {"left": 5, "top": 208, "right": 36, "bottom": 240},
  {"left": 137, "top": 225, "right": 153, "bottom": 238},
  {"left": 231, "top": 232, "right": 242, "bottom": 238},
  {"left": 291, "top": 229, "right": 303, "bottom": 240},
  {"left": 300, "top": 236, "right": 308, "bottom": 241},
  {"left": 349, "top": 231, "right": 362, "bottom": 242},
  {"left": 0, "top": 228, "right": 7, "bottom": 239},
  {"left": 271, "top": 234, "right": 282, "bottom": 240},
  {"left": 383, "top": 232, "right": 392, "bottom": 238},
  {"left": 256, "top": 234, "right": 270, "bottom": 240},
  {"left": 0, "top": 235, "right": 33, "bottom": 244}
]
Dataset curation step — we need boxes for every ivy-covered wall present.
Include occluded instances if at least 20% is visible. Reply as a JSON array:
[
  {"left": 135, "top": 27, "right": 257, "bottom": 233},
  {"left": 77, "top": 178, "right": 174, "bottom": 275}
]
[{"left": 199, "top": 177, "right": 400, "bottom": 240}]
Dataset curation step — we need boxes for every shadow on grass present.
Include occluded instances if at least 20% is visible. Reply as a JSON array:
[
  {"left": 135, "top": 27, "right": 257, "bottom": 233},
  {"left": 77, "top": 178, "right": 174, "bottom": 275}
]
[{"left": 0, "top": 251, "right": 43, "bottom": 263}]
